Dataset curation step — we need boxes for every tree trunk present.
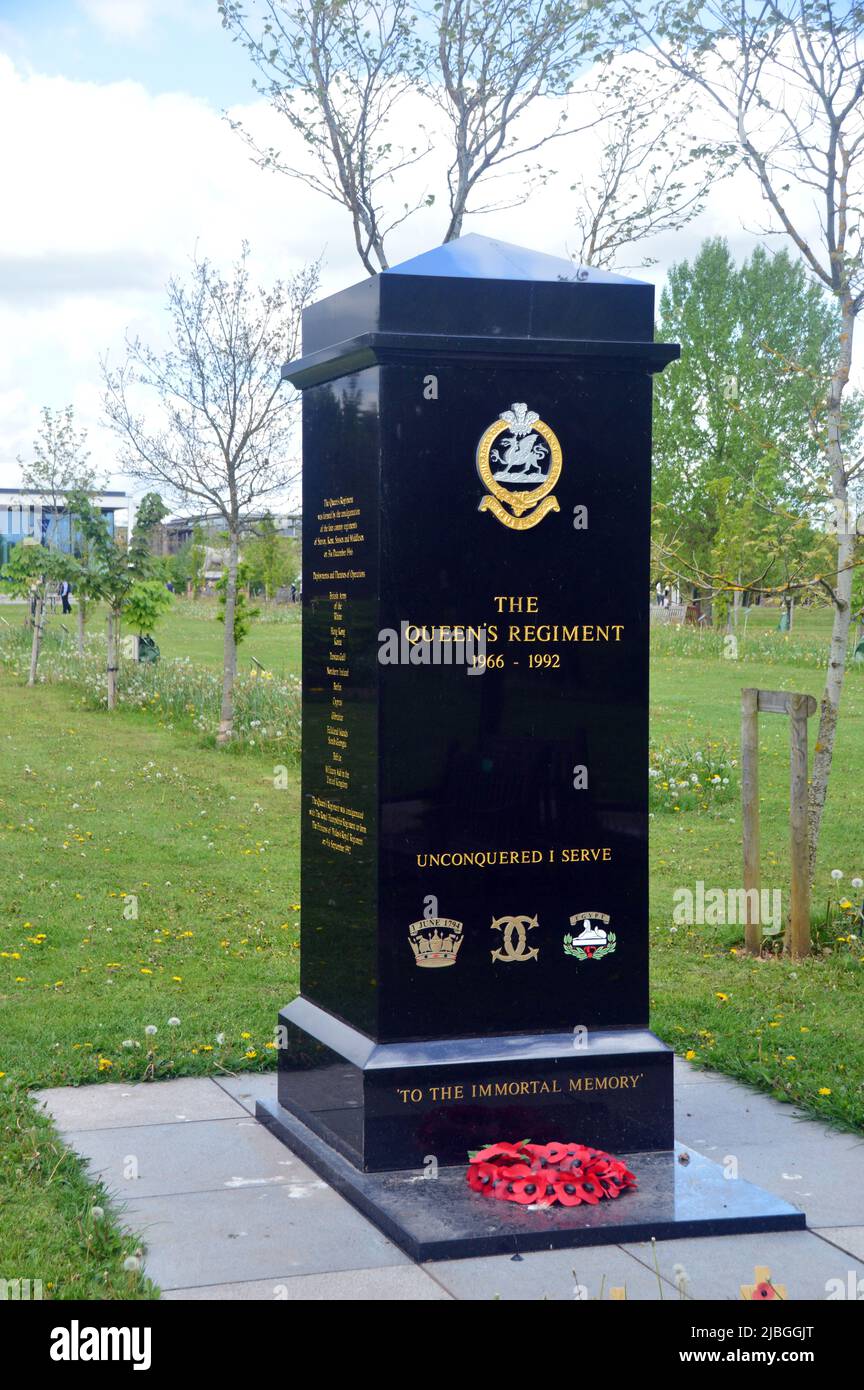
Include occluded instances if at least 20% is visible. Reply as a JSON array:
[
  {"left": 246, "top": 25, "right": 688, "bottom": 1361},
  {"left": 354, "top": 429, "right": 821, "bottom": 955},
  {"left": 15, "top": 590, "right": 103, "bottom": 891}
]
[
  {"left": 106, "top": 609, "right": 119, "bottom": 710},
  {"left": 77, "top": 595, "right": 86, "bottom": 656},
  {"left": 807, "top": 298, "right": 856, "bottom": 883},
  {"left": 217, "top": 528, "right": 240, "bottom": 745},
  {"left": 28, "top": 592, "right": 44, "bottom": 686}
]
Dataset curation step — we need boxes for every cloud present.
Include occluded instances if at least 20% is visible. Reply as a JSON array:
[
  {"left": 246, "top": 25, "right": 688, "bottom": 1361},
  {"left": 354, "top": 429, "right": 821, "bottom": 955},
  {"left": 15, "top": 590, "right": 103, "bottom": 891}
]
[
  {"left": 0, "top": 50, "right": 339, "bottom": 486},
  {"left": 0, "top": 251, "right": 170, "bottom": 304}
]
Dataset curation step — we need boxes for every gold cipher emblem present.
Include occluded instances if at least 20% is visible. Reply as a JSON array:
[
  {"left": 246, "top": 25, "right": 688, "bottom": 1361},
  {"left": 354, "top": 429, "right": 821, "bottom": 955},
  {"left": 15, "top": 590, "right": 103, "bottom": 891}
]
[
  {"left": 490, "top": 914, "right": 540, "bottom": 963},
  {"left": 476, "top": 402, "right": 562, "bottom": 531}
]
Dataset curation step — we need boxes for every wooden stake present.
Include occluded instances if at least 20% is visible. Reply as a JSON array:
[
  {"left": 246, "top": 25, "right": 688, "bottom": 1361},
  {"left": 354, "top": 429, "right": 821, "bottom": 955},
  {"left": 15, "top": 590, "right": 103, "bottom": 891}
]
[
  {"left": 788, "top": 693, "right": 811, "bottom": 959},
  {"left": 741, "top": 687, "right": 761, "bottom": 953}
]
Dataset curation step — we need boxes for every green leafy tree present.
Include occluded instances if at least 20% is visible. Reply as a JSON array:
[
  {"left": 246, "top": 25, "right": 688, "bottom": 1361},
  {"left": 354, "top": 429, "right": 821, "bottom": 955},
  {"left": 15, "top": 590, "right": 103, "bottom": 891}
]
[
  {"left": 187, "top": 525, "right": 207, "bottom": 599},
  {"left": 217, "top": 561, "right": 260, "bottom": 659},
  {"left": 1, "top": 543, "right": 80, "bottom": 686},
  {"left": 123, "top": 580, "right": 173, "bottom": 638},
  {"left": 244, "top": 514, "right": 297, "bottom": 601},
  {"left": 652, "top": 239, "right": 857, "bottom": 623},
  {"left": 68, "top": 490, "right": 168, "bottom": 708}
]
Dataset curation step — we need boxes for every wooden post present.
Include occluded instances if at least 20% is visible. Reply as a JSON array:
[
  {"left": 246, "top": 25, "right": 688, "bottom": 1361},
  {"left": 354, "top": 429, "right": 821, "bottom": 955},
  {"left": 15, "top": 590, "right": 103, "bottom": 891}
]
[
  {"left": 741, "top": 687, "right": 761, "bottom": 953},
  {"left": 742, "top": 688, "right": 816, "bottom": 959},
  {"left": 788, "top": 693, "right": 811, "bottom": 959}
]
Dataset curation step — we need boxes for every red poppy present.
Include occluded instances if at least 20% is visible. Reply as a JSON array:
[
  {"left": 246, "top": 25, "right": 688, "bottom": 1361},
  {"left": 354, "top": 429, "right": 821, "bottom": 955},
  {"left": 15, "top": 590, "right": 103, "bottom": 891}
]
[
  {"left": 552, "top": 1177, "right": 585, "bottom": 1206},
  {"left": 507, "top": 1177, "right": 556, "bottom": 1206},
  {"left": 471, "top": 1142, "right": 529, "bottom": 1165},
  {"left": 466, "top": 1161, "right": 498, "bottom": 1194}
]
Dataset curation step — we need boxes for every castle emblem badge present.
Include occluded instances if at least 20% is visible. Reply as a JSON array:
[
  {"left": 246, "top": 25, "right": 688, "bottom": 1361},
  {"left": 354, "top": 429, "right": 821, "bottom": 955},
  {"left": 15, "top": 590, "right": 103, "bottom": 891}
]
[
  {"left": 408, "top": 917, "right": 464, "bottom": 968},
  {"left": 490, "top": 913, "right": 539, "bottom": 963},
  {"left": 563, "top": 911, "right": 617, "bottom": 961},
  {"left": 476, "top": 402, "right": 562, "bottom": 530}
]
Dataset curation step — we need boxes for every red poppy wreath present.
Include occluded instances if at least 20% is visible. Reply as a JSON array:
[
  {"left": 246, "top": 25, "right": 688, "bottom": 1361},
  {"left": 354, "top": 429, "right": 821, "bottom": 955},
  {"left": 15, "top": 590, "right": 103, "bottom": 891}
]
[{"left": 466, "top": 1140, "right": 637, "bottom": 1208}]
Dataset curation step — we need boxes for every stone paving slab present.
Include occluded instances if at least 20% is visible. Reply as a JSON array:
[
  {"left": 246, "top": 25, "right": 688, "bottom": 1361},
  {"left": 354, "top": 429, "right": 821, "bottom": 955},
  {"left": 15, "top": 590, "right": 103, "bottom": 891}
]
[
  {"left": 622, "top": 1229, "right": 864, "bottom": 1302},
  {"left": 425, "top": 1245, "right": 677, "bottom": 1300},
  {"left": 161, "top": 1266, "right": 452, "bottom": 1301},
  {"left": 122, "top": 1183, "right": 411, "bottom": 1290},
  {"left": 213, "top": 1072, "right": 278, "bottom": 1116},
  {"left": 814, "top": 1227, "right": 864, "bottom": 1262},
  {"left": 34, "top": 1077, "right": 245, "bottom": 1130},
  {"left": 33, "top": 1065, "right": 864, "bottom": 1299},
  {"left": 63, "top": 1116, "right": 319, "bottom": 1200}
]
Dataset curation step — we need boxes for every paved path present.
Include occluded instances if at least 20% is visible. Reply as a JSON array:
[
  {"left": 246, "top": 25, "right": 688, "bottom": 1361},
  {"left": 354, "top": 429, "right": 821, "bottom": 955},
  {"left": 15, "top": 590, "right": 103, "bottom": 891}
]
[{"left": 34, "top": 1059, "right": 864, "bottom": 1300}]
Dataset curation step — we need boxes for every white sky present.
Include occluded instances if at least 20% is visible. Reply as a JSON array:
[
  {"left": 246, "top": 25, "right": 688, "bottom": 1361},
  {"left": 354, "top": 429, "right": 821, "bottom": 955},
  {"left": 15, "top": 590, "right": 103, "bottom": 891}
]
[{"left": 0, "top": 0, "right": 856, "bottom": 507}]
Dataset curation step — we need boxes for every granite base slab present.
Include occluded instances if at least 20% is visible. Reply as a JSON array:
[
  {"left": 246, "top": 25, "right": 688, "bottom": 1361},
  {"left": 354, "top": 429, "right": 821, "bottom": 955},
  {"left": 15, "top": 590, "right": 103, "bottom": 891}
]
[{"left": 256, "top": 1097, "right": 806, "bottom": 1262}]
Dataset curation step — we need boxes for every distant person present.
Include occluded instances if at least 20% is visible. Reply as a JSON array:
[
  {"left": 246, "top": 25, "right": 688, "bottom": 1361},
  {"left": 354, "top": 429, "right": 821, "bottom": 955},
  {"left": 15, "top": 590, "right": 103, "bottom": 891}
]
[
  {"left": 290, "top": 583, "right": 297, "bottom": 604},
  {"left": 59, "top": 579, "right": 72, "bottom": 615},
  {"left": 663, "top": 584, "right": 671, "bottom": 608},
  {"left": 655, "top": 581, "right": 663, "bottom": 606}
]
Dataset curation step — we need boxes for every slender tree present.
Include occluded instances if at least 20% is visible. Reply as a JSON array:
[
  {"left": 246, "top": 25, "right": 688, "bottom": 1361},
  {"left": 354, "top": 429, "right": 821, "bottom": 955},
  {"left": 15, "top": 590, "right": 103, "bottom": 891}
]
[
  {"left": 619, "top": 0, "right": 864, "bottom": 878},
  {"left": 569, "top": 65, "right": 721, "bottom": 267},
  {"left": 430, "top": 0, "right": 601, "bottom": 241},
  {"left": 18, "top": 405, "right": 102, "bottom": 652},
  {"left": 0, "top": 544, "right": 79, "bottom": 686},
  {"left": 220, "top": 0, "right": 429, "bottom": 272},
  {"left": 102, "top": 245, "right": 318, "bottom": 742},
  {"left": 69, "top": 491, "right": 168, "bottom": 709}
]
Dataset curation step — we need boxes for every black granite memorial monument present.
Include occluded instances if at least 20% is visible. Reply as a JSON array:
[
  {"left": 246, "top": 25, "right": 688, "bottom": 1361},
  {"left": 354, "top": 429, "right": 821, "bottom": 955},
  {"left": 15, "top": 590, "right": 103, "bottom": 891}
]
[{"left": 258, "top": 235, "right": 805, "bottom": 1258}]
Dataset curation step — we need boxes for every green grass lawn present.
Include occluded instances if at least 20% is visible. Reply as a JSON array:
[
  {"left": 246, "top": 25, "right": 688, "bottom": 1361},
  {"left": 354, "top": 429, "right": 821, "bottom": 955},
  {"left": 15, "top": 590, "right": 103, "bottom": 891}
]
[
  {"left": 0, "top": 671, "right": 300, "bottom": 1299},
  {"left": 649, "top": 624, "right": 864, "bottom": 1131},
  {"left": 154, "top": 597, "right": 302, "bottom": 677},
  {"left": 1, "top": 598, "right": 863, "bottom": 1297},
  {"left": 1, "top": 594, "right": 302, "bottom": 678}
]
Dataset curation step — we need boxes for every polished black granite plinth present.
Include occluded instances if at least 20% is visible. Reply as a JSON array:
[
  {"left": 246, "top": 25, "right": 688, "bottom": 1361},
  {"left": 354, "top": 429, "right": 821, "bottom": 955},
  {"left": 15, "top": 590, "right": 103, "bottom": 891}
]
[
  {"left": 278, "top": 999, "right": 673, "bottom": 1170},
  {"left": 261, "top": 234, "right": 805, "bottom": 1251},
  {"left": 257, "top": 1099, "right": 806, "bottom": 1263}
]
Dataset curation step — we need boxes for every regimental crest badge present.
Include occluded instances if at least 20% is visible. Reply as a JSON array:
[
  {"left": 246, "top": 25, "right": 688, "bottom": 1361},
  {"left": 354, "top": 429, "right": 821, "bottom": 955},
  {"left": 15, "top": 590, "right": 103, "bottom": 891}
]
[
  {"left": 490, "top": 913, "right": 539, "bottom": 963},
  {"left": 476, "top": 401, "right": 562, "bottom": 530},
  {"left": 408, "top": 917, "right": 464, "bottom": 968},
  {"left": 563, "top": 911, "right": 617, "bottom": 961}
]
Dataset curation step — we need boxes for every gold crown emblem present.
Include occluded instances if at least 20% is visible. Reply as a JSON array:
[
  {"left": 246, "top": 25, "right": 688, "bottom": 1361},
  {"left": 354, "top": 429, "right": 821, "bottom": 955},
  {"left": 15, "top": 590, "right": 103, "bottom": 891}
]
[{"left": 408, "top": 918, "right": 464, "bottom": 968}]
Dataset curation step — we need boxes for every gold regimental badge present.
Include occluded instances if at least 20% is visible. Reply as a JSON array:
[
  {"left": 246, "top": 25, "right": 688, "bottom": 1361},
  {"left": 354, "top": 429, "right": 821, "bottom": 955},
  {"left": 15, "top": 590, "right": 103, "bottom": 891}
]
[
  {"left": 476, "top": 401, "right": 562, "bottom": 530},
  {"left": 490, "top": 914, "right": 539, "bottom": 963},
  {"left": 408, "top": 918, "right": 464, "bottom": 969}
]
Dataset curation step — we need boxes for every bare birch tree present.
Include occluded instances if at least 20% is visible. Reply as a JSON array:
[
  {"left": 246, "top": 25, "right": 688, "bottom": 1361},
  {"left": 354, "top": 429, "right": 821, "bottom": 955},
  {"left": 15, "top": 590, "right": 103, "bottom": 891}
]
[
  {"left": 618, "top": 0, "right": 864, "bottom": 879},
  {"left": 569, "top": 65, "right": 723, "bottom": 267},
  {"left": 430, "top": 0, "right": 600, "bottom": 240},
  {"left": 103, "top": 244, "right": 318, "bottom": 743},
  {"left": 18, "top": 405, "right": 100, "bottom": 653},
  {"left": 219, "top": 0, "right": 429, "bottom": 273}
]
